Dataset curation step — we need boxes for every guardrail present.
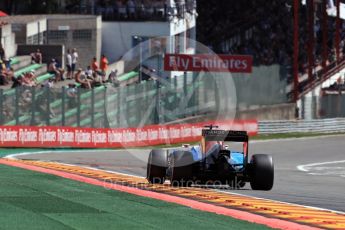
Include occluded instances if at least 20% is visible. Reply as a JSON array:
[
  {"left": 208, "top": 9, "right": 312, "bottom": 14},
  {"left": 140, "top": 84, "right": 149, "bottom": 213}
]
[{"left": 259, "top": 118, "right": 345, "bottom": 134}]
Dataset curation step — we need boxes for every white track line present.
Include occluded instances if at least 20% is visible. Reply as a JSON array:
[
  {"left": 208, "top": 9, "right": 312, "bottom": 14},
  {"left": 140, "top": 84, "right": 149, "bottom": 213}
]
[
  {"left": 52, "top": 160, "right": 345, "bottom": 215},
  {"left": 58, "top": 162, "right": 145, "bottom": 179},
  {"left": 4, "top": 150, "right": 146, "bottom": 179},
  {"left": 4, "top": 149, "right": 122, "bottom": 160},
  {"left": 297, "top": 160, "right": 345, "bottom": 172}
]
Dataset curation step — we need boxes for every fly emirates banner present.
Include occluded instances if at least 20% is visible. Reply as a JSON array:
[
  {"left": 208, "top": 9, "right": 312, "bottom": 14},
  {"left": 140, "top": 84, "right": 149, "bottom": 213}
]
[{"left": 164, "top": 54, "right": 253, "bottom": 73}]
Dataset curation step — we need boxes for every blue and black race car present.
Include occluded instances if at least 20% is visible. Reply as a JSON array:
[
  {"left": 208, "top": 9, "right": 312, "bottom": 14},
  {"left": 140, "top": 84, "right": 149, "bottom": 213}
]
[{"left": 147, "top": 125, "right": 274, "bottom": 190}]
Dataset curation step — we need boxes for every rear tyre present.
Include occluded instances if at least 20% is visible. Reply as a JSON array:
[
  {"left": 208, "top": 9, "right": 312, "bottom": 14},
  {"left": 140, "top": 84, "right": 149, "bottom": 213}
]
[
  {"left": 250, "top": 154, "right": 274, "bottom": 191},
  {"left": 147, "top": 149, "right": 168, "bottom": 184},
  {"left": 170, "top": 151, "right": 194, "bottom": 187}
]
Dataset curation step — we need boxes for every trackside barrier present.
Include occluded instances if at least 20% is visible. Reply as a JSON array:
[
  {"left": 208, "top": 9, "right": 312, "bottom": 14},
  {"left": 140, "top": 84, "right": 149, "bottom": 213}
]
[
  {"left": 0, "top": 120, "right": 257, "bottom": 148},
  {"left": 259, "top": 118, "right": 345, "bottom": 134}
]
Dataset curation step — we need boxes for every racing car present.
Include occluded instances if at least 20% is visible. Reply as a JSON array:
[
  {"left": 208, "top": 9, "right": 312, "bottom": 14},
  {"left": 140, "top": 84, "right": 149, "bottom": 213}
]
[{"left": 146, "top": 125, "right": 274, "bottom": 190}]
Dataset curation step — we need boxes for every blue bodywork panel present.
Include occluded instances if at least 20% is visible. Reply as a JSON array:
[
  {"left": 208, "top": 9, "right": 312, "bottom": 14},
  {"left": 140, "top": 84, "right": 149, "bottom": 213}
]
[
  {"left": 191, "top": 145, "right": 202, "bottom": 161},
  {"left": 190, "top": 145, "right": 244, "bottom": 170},
  {"left": 229, "top": 151, "right": 244, "bottom": 170}
]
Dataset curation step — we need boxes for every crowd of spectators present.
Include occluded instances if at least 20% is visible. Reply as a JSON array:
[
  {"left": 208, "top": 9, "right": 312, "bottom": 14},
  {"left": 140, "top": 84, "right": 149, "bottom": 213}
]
[
  {"left": 323, "top": 76, "right": 345, "bottom": 91},
  {"left": 0, "top": 43, "right": 114, "bottom": 121},
  {"left": 71, "top": 53, "right": 110, "bottom": 89},
  {"left": 64, "top": 0, "right": 196, "bottom": 21},
  {"left": 0, "top": 45, "right": 20, "bottom": 87},
  {"left": 0, "top": 43, "right": 113, "bottom": 91},
  {"left": 211, "top": 0, "right": 345, "bottom": 84},
  {"left": 97, "top": 0, "right": 171, "bottom": 20},
  {"left": 0, "top": 47, "right": 44, "bottom": 88},
  {"left": 217, "top": 0, "right": 293, "bottom": 67},
  {"left": 31, "top": 49, "right": 42, "bottom": 64}
]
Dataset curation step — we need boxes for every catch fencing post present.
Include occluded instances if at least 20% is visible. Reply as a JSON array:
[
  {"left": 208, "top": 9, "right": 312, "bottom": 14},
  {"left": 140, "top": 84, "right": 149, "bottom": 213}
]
[
  {"left": 30, "top": 87, "right": 36, "bottom": 125},
  {"left": 117, "top": 86, "right": 121, "bottom": 128},
  {"left": 77, "top": 89, "right": 81, "bottom": 127},
  {"left": 15, "top": 87, "right": 19, "bottom": 125},
  {"left": 61, "top": 87, "right": 65, "bottom": 126},
  {"left": 91, "top": 88, "right": 95, "bottom": 128},
  {"left": 103, "top": 87, "right": 109, "bottom": 128},
  {"left": 155, "top": 80, "right": 160, "bottom": 124},
  {"left": 0, "top": 89, "right": 3, "bottom": 125},
  {"left": 135, "top": 83, "right": 140, "bottom": 126},
  {"left": 46, "top": 88, "right": 51, "bottom": 126},
  {"left": 126, "top": 85, "right": 130, "bottom": 126}
]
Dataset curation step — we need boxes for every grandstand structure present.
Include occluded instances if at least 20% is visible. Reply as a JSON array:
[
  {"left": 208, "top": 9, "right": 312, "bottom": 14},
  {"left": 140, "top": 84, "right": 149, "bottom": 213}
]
[
  {"left": 0, "top": 52, "right": 220, "bottom": 128},
  {"left": 0, "top": 0, "right": 220, "bottom": 128},
  {"left": 3, "top": 0, "right": 345, "bottom": 126},
  {"left": 197, "top": 0, "right": 345, "bottom": 119},
  {"left": 1, "top": 14, "right": 102, "bottom": 69}
]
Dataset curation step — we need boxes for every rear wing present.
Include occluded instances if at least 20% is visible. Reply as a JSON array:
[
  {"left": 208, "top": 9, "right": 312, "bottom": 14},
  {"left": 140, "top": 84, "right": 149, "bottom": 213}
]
[{"left": 202, "top": 129, "right": 248, "bottom": 142}]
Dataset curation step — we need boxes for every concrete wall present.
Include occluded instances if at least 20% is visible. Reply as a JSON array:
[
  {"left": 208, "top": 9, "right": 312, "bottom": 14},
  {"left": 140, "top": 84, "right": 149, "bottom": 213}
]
[
  {"left": 236, "top": 103, "right": 296, "bottom": 120},
  {"left": 9, "top": 19, "right": 47, "bottom": 44},
  {"left": 102, "top": 14, "right": 196, "bottom": 63},
  {"left": 47, "top": 15, "right": 102, "bottom": 69},
  {"left": 26, "top": 19, "right": 47, "bottom": 37},
  {"left": 11, "top": 23, "right": 26, "bottom": 44},
  {"left": 165, "top": 103, "right": 296, "bottom": 125},
  {"left": 0, "top": 24, "right": 17, "bottom": 58},
  {"left": 102, "top": 21, "right": 171, "bottom": 63},
  {"left": 17, "top": 44, "right": 64, "bottom": 67},
  {"left": 297, "top": 66, "right": 345, "bottom": 120},
  {"left": 106, "top": 60, "right": 125, "bottom": 76},
  {"left": 320, "top": 94, "right": 345, "bottom": 118},
  {"left": 232, "top": 64, "right": 288, "bottom": 108}
]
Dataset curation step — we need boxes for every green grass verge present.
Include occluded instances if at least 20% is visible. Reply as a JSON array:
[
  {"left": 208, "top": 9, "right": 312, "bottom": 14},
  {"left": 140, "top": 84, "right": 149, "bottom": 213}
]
[
  {"left": 252, "top": 132, "right": 345, "bottom": 140},
  {"left": 0, "top": 164, "right": 271, "bottom": 230}
]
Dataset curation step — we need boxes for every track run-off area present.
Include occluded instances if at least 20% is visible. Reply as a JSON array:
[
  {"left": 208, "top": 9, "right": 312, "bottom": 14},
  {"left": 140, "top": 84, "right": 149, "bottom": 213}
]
[{"left": 2, "top": 135, "right": 345, "bottom": 229}]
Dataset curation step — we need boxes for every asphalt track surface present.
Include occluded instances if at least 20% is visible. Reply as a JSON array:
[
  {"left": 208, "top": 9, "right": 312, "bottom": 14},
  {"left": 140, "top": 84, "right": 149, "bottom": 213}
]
[{"left": 15, "top": 135, "right": 345, "bottom": 213}]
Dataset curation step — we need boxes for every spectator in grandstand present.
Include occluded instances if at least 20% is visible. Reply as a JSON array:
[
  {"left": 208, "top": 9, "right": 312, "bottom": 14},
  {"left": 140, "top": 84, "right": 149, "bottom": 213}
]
[
  {"left": 22, "top": 72, "right": 36, "bottom": 87},
  {"left": 127, "top": 0, "right": 136, "bottom": 18},
  {"left": 152, "top": 0, "right": 165, "bottom": 16},
  {"left": 91, "top": 57, "right": 99, "bottom": 72},
  {"left": 100, "top": 54, "right": 109, "bottom": 82},
  {"left": 36, "top": 92, "right": 56, "bottom": 119},
  {"left": 11, "top": 75, "right": 23, "bottom": 88},
  {"left": 18, "top": 89, "right": 33, "bottom": 112},
  {"left": 0, "top": 69, "right": 8, "bottom": 85},
  {"left": 4, "top": 58, "right": 11, "bottom": 70},
  {"left": 0, "top": 44, "right": 5, "bottom": 61},
  {"left": 75, "top": 68, "right": 91, "bottom": 89},
  {"left": 27, "top": 71, "right": 37, "bottom": 84},
  {"left": 31, "top": 49, "right": 42, "bottom": 64},
  {"left": 91, "top": 71, "right": 102, "bottom": 87},
  {"left": 42, "top": 77, "right": 54, "bottom": 88},
  {"left": 85, "top": 65, "right": 94, "bottom": 79},
  {"left": 329, "top": 81, "right": 340, "bottom": 90},
  {"left": 48, "top": 59, "right": 64, "bottom": 82},
  {"left": 0, "top": 67, "right": 13, "bottom": 85},
  {"left": 43, "top": 78, "right": 53, "bottom": 88},
  {"left": 0, "top": 59, "right": 5, "bottom": 71},
  {"left": 4, "top": 67, "right": 14, "bottom": 83},
  {"left": 2, "top": 105, "right": 12, "bottom": 120},
  {"left": 66, "top": 49, "right": 73, "bottom": 79},
  {"left": 104, "top": 0, "right": 114, "bottom": 17},
  {"left": 108, "top": 69, "right": 118, "bottom": 83},
  {"left": 66, "top": 83, "right": 77, "bottom": 108},
  {"left": 72, "top": 48, "right": 79, "bottom": 76},
  {"left": 117, "top": 0, "right": 127, "bottom": 19}
]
